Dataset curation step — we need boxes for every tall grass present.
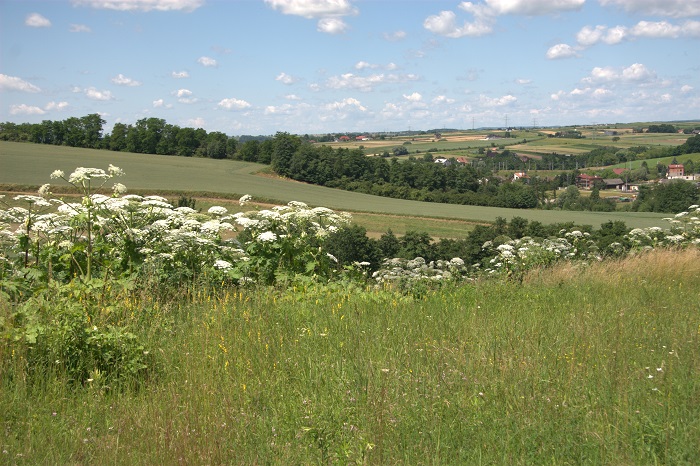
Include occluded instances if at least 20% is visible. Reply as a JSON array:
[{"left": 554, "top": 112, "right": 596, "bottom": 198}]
[{"left": 2, "top": 248, "right": 698, "bottom": 464}]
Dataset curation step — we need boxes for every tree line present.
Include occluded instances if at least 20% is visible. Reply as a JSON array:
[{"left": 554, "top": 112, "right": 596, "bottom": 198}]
[{"left": 0, "top": 114, "right": 238, "bottom": 159}]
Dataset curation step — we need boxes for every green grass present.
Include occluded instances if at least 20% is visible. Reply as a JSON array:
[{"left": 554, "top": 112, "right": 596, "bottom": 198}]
[
  {"left": 609, "top": 152, "right": 700, "bottom": 170},
  {"left": 0, "top": 141, "right": 671, "bottom": 229},
  {"left": 2, "top": 248, "right": 699, "bottom": 464}
]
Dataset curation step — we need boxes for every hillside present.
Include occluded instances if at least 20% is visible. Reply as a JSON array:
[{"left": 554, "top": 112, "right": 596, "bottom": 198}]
[{"left": 0, "top": 141, "right": 670, "bottom": 230}]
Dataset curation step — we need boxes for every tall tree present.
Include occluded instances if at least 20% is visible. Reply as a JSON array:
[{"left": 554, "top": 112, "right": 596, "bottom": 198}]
[{"left": 271, "top": 132, "right": 301, "bottom": 177}]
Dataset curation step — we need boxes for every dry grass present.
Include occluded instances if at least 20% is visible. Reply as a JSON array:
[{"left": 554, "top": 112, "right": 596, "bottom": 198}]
[{"left": 525, "top": 247, "right": 700, "bottom": 287}]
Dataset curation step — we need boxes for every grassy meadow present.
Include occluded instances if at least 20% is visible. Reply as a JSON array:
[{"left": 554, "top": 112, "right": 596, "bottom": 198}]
[
  {"left": 2, "top": 248, "right": 699, "bottom": 464},
  {"left": 0, "top": 141, "right": 670, "bottom": 231}
]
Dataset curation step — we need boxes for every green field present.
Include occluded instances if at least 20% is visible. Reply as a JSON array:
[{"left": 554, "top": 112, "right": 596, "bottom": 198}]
[
  {"left": 0, "top": 141, "right": 671, "bottom": 230},
  {"left": 609, "top": 152, "right": 700, "bottom": 170}
]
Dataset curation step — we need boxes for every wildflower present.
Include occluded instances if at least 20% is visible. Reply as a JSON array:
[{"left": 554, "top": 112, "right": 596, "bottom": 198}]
[
  {"left": 239, "top": 194, "right": 252, "bottom": 206},
  {"left": 257, "top": 231, "right": 277, "bottom": 242},
  {"left": 208, "top": 206, "right": 228, "bottom": 216},
  {"left": 38, "top": 184, "right": 51, "bottom": 196},
  {"left": 112, "top": 183, "right": 127, "bottom": 195},
  {"left": 108, "top": 164, "right": 124, "bottom": 177},
  {"left": 68, "top": 167, "right": 109, "bottom": 183},
  {"left": 50, "top": 170, "right": 65, "bottom": 179},
  {"left": 214, "top": 260, "right": 233, "bottom": 270}
]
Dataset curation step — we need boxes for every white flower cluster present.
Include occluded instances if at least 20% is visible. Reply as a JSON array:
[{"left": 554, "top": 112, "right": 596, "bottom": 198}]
[
  {"left": 232, "top": 200, "right": 352, "bottom": 246},
  {"left": 0, "top": 167, "right": 251, "bottom": 282},
  {"left": 482, "top": 237, "right": 573, "bottom": 276},
  {"left": 628, "top": 206, "right": 700, "bottom": 249},
  {"left": 372, "top": 256, "right": 469, "bottom": 286}
]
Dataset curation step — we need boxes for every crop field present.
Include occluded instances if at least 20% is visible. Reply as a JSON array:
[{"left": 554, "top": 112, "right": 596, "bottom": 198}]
[
  {"left": 0, "top": 141, "right": 671, "bottom": 230},
  {"left": 329, "top": 132, "right": 535, "bottom": 157},
  {"left": 609, "top": 152, "right": 700, "bottom": 170}
]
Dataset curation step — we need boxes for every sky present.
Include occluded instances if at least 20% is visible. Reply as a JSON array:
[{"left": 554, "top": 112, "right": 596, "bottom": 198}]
[{"left": 1, "top": 0, "right": 699, "bottom": 136}]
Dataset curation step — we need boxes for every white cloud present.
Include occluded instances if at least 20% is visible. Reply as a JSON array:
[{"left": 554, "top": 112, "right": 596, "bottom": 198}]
[
  {"left": 323, "top": 97, "right": 367, "bottom": 112},
  {"left": 546, "top": 43, "right": 578, "bottom": 59},
  {"left": 84, "top": 87, "right": 114, "bottom": 100},
  {"left": 483, "top": 0, "right": 585, "bottom": 16},
  {"left": 621, "top": 63, "right": 656, "bottom": 81},
  {"left": 582, "top": 63, "right": 657, "bottom": 85},
  {"left": 264, "top": 0, "right": 357, "bottom": 34},
  {"left": 423, "top": 10, "right": 493, "bottom": 38},
  {"left": 576, "top": 20, "right": 700, "bottom": 48},
  {"left": 355, "top": 61, "right": 377, "bottom": 70},
  {"left": 480, "top": 94, "right": 517, "bottom": 106},
  {"left": 25, "top": 13, "right": 51, "bottom": 28},
  {"left": 264, "top": 0, "right": 357, "bottom": 19},
  {"left": 197, "top": 56, "right": 218, "bottom": 67},
  {"left": 218, "top": 97, "right": 252, "bottom": 110},
  {"left": 173, "top": 89, "right": 197, "bottom": 103},
  {"left": 599, "top": 0, "right": 700, "bottom": 18},
  {"left": 592, "top": 88, "right": 613, "bottom": 98},
  {"left": 317, "top": 17, "right": 348, "bottom": 34},
  {"left": 44, "top": 101, "right": 69, "bottom": 111},
  {"left": 69, "top": 24, "right": 91, "bottom": 33},
  {"left": 111, "top": 73, "right": 142, "bottom": 86},
  {"left": 403, "top": 92, "right": 423, "bottom": 102},
  {"left": 550, "top": 90, "right": 566, "bottom": 100},
  {"left": 10, "top": 104, "right": 45, "bottom": 115},
  {"left": 171, "top": 71, "right": 189, "bottom": 78},
  {"left": 432, "top": 95, "right": 456, "bottom": 104},
  {"left": 71, "top": 0, "right": 204, "bottom": 12},
  {"left": 631, "top": 20, "right": 682, "bottom": 38},
  {"left": 516, "top": 78, "right": 532, "bottom": 85},
  {"left": 265, "top": 104, "right": 290, "bottom": 115},
  {"left": 186, "top": 117, "right": 206, "bottom": 127},
  {"left": 325, "top": 72, "right": 419, "bottom": 92},
  {"left": 383, "top": 30, "right": 407, "bottom": 41},
  {"left": 153, "top": 99, "right": 164, "bottom": 108},
  {"left": 681, "top": 85, "right": 693, "bottom": 93},
  {"left": 577, "top": 24, "right": 626, "bottom": 46},
  {"left": 425, "top": 0, "right": 584, "bottom": 38},
  {"left": 276, "top": 72, "right": 297, "bottom": 84},
  {"left": 285, "top": 94, "right": 302, "bottom": 100},
  {"left": 0, "top": 74, "right": 42, "bottom": 93}
]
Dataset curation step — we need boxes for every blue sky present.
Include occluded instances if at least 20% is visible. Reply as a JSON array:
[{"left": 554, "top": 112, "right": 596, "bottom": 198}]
[{"left": 1, "top": 0, "right": 698, "bottom": 136}]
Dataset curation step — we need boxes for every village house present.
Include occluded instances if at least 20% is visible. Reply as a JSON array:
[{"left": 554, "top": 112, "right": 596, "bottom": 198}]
[
  {"left": 576, "top": 173, "right": 603, "bottom": 189},
  {"left": 513, "top": 172, "right": 530, "bottom": 182},
  {"left": 668, "top": 164, "right": 684, "bottom": 178}
]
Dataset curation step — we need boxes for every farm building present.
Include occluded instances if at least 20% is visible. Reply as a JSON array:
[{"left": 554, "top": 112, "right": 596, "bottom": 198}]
[{"left": 603, "top": 178, "right": 625, "bottom": 190}]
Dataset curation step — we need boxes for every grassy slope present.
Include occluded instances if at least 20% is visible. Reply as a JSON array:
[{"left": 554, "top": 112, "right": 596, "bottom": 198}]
[
  {"left": 2, "top": 249, "right": 699, "bottom": 464},
  {"left": 1, "top": 141, "right": 670, "bottom": 229}
]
